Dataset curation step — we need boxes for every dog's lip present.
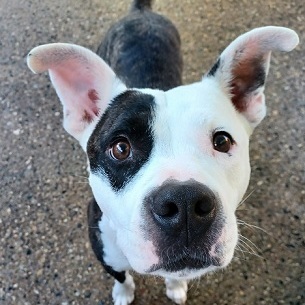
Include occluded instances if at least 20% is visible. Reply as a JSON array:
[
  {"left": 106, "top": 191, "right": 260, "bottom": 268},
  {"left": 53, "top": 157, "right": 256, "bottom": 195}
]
[{"left": 148, "top": 256, "right": 214, "bottom": 273}]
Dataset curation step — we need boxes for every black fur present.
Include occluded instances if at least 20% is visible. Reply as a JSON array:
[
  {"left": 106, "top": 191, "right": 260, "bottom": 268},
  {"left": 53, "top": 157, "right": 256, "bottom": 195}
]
[
  {"left": 97, "top": 1, "right": 183, "bottom": 91},
  {"left": 207, "top": 58, "right": 221, "bottom": 77},
  {"left": 87, "top": 90, "right": 156, "bottom": 192},
  {"left": 88, "top": 0, "right": 183, "bottom": 283},
  {"left": 131, "top": 0, "right": 152, "bottom": 10},
  {"left": 143, "top": 180, "right": 223, "bottom": 272}
]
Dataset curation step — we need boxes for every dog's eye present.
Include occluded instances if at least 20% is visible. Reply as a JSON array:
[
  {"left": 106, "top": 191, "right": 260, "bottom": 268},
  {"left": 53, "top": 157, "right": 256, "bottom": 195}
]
[
  {"left": 213, "top": 131, "right": 234, "bottom": 153},
  {"left": 109, "top": 138, "right": 132, "bottom": 161}
]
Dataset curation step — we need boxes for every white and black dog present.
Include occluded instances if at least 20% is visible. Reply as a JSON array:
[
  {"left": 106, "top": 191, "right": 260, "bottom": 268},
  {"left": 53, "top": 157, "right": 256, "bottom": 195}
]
[{"left": 27, "top": 0, "right": 299, "bottom": 304}]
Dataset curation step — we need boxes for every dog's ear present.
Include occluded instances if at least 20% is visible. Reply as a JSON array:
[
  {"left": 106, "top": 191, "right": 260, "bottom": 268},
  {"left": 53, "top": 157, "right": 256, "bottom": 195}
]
[
  {"left": 205, "top": 26, "right": 299, "bottom": 128},
  {"left": 27, "top": 43, "right": 126, "bottom": 142}
]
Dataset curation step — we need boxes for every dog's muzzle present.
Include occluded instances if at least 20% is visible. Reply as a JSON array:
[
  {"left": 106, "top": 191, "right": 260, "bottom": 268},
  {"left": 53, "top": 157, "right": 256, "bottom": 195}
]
[{"left": 143, "top": 180, "right": 223, "bottom": 272}]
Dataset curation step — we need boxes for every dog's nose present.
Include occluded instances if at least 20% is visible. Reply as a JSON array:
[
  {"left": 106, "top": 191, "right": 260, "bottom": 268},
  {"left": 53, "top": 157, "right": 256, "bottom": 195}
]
[{"left": 148, "top": 180, "right": 218, "bottom": 244}]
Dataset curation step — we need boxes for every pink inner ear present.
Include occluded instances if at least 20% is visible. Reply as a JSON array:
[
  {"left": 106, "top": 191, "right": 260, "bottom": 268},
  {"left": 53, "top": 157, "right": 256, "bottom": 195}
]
[
  {"left": 88, "top": 89, "right": 99, "bottom": 104},
  {"left": 243, "top": 93, "right": 266, "bottom": 126},
  {"left": 28, "top": 43, "right": 123, "bottom": 140},
  {"left": 49, "top": 63, "right": 104, "bottom": 125},
  {"left": 81, "top": 89, "right": 101, "bottom": 123}
]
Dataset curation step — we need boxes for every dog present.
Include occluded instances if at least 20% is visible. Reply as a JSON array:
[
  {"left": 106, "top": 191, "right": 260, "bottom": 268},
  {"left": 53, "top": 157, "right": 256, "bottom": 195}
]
[{"left": 27, "top": 0, "right": 299, "bottom": 304}]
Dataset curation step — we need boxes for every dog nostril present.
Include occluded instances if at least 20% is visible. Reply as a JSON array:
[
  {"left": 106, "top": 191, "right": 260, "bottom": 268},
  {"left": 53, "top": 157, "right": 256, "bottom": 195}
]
[
  {"left": 194, "top": 199, "right": 215, "bottom": 217},
  {"left": 157, "top": 201, "right": 179, "bottom": 218}
]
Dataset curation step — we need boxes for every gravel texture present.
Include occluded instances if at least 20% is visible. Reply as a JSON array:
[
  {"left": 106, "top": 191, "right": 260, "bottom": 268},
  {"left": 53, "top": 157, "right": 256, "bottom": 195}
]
[{"left": 1, "top": 0, "right": 304, "bottom": 304}]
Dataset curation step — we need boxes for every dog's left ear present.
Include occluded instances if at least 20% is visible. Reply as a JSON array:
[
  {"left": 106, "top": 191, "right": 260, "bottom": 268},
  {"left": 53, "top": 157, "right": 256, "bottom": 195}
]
[
  {"left": 27, "top": 43, "right": 126, "bottom": 143},
  {"left": 205, "top": 26, "right": 299, "bottom": 128}
]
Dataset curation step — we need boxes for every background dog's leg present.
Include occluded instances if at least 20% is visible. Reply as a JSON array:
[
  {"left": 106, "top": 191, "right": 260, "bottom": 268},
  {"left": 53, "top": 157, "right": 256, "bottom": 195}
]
[
  {"left": 165, "top": 278, "right": 188, "bottom": 304},
  {"left": 112, "top": 271, "right": 135, "bottom": 305}
]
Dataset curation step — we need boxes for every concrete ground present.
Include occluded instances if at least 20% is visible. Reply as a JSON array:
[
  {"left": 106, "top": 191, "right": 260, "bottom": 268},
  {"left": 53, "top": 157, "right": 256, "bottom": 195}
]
[{"left": 1, "top": 0, "right": 304, "bottom": 304}]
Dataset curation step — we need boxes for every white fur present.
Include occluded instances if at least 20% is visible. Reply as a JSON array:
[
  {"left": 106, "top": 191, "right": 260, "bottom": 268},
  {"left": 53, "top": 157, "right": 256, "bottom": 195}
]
[
  {"left": 112, "top": 272, "right": 135, "bottom": 305},
  {"left": 89, "top": 79, "right": 248, "bottom": 276},
  {"left": 27, "top": 43, "right": 127, "bottom": 142},
  {"left": 210, "top": 26, "right": 299, "bottom": 128},
  {"left": 27, "top": 26, "right": 299, "bottom": 305},
  {"left": 165, "top": 278, "right": 188, "bottom": 304}
]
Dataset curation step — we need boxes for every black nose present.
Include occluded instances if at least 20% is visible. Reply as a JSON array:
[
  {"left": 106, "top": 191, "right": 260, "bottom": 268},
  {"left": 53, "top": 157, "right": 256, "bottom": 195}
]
[{"left": 148, "top": 180, "right": 218, "bottom": 245}]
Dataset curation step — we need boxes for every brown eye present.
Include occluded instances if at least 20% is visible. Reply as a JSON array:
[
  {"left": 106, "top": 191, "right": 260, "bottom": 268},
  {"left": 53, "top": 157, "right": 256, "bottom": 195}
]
[
  {"left": 213, "top": 131, "right": 234, "bottom": 153},
  {"left": 110, "top": 138, "right": 132, "bottom": 160}
]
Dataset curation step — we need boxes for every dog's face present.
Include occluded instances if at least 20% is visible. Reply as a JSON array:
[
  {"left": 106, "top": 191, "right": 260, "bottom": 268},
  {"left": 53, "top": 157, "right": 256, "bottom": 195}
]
[
  {"left": 27, "top": 27, "right": 298, "bottom": 279},
  {"left": 86, "top": 82, "right": 251, "bottom": 278}
]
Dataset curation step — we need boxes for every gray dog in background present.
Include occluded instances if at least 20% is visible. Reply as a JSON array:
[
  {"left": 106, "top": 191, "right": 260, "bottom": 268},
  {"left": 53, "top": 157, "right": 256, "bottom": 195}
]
[{"left": 27, "top": 0, "right": 299, "bottom": 304}]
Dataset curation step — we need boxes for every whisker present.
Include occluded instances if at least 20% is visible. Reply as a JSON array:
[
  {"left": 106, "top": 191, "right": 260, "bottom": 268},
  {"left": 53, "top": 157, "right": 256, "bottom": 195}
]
[
  {"left": 236, "top": 247, "right": 263, "bottom": 260},
  {"left": 189, "top": 276, "right": 201, "bottom": 292},
  {"left": 239, "top": 234, "right": 261, "bottom": 252},
  {"left": 233, "top": 252, "right": 252, "bottom": 262},
  {"left": 236, "top": 245, "right": 254, "bottom": 256},
  {"left": 235, "top": 245, "right": 246, "bottom": 259},
  {"left": 237, "top": 219, "right": 269, "bottom": 235},
  {"left": 237, "top": 238, "right": 263, "bottom": 259},
  {"left": 237, "top": 188, "right": 256, "bottom": 209},
  {"left": 238, "top": 237, "right": 256, "bottom": 253}
]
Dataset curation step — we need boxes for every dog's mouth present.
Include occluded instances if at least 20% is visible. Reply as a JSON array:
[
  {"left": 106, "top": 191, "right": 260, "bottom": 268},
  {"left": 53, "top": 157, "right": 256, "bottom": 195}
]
[{"left": 147, "top": 252, "right": 221, "bottom": 273}]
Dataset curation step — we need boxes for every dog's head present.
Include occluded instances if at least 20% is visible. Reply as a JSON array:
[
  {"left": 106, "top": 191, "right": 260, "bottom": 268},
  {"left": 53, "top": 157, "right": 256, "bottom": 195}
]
[{"left": 28, "top": 27, "right": 298, "bottom": 279}]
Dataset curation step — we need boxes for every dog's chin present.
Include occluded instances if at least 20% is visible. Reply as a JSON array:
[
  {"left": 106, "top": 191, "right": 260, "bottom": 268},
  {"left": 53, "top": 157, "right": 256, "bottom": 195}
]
[
  {"left": 145, "top": 253, "right": 231, "bottom": 280},
  {"left": 141, "top": 241, "right": 236, "bottom": 280},
  {"left": 148, "top": 262, "right": 220, "bottom": 280}
]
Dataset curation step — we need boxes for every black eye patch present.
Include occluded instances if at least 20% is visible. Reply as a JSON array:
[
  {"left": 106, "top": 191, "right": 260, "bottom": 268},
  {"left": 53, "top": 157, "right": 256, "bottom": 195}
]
[{"left": 87, "top": 90, "right": 156, "bottom": 192}]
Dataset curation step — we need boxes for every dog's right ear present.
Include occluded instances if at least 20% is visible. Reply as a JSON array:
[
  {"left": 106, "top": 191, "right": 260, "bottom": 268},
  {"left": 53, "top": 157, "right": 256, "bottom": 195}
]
[
  {"left": 27, "top": 43, "right": 126, "bottom": 143},
  {"left": 204, "top": 26, "right": 299, "bottom": 129}
]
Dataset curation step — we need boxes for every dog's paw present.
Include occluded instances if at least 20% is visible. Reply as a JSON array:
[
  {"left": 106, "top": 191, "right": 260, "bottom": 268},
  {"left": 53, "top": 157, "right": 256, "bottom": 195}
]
[
  {"left": 165, "top": 278, "right": 188, "bottom": 304},
  {"left": 112, "top": 272, "right": 135, "bottom": 305}
]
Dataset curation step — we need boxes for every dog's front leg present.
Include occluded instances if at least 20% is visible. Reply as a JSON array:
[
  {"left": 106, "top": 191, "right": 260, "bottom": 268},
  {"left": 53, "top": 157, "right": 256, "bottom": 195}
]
[
  {"left": 165, "top": 278, "right": 188, "bottom": 304},
  {"left": 87, "top": 199, "right": 135, "bottom": 304},
  {"left": 112, "top": 271, "right": 135, "bottom": 305}
]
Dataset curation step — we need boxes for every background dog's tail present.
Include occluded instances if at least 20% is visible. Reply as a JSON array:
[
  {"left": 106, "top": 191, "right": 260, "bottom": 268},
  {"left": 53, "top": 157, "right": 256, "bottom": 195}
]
[{"left": 131, "top": 0, "right": 153, "bottom": 11}]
